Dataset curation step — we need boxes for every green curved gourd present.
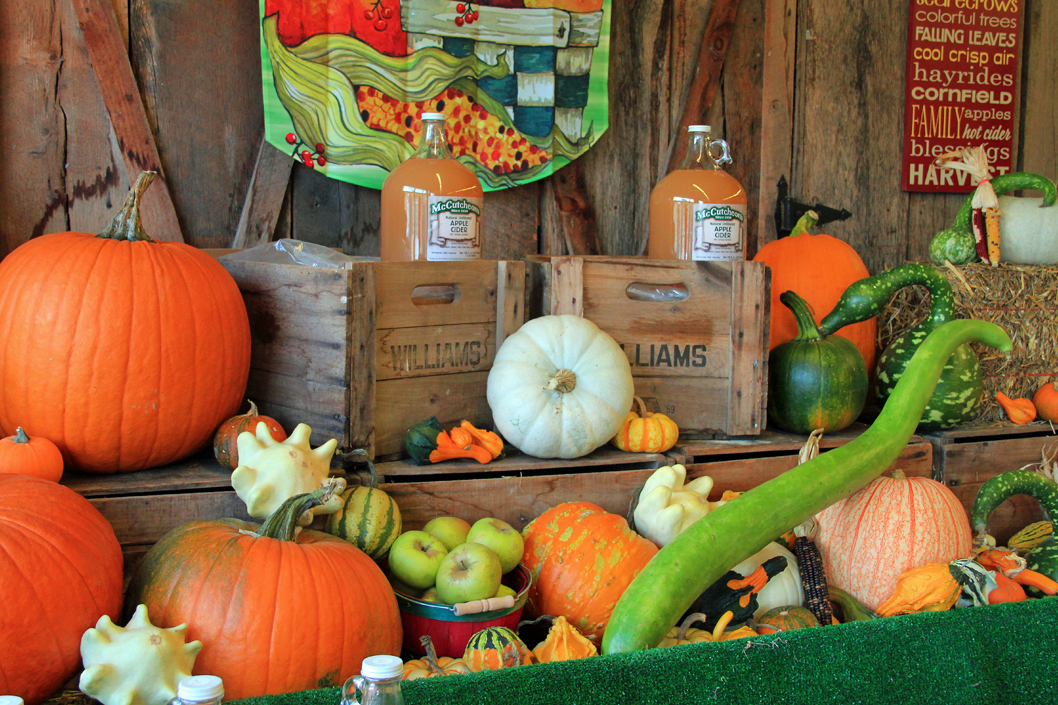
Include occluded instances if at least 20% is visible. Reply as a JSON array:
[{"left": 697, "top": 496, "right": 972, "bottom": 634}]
[
  {"left": 601, "top": 319, "right": 1011, "bottom": 655},
  {"left": 970, "top": 469, "right": 1058, "bottom": 593},
  {"left": 819, "top": 263, "right": 982, "bottom": 431},
  {"left": 930, "top": 172, "right": 1058, "bottom": 265},
  {"left": 768, "top": 291, "right": 868, "bottom": 434}
]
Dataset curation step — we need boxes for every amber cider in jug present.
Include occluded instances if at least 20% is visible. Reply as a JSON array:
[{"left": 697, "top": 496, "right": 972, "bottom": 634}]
[
  {"left": 649, "top": 125, "right": 747, "bottom": 261},
  {"left": 380, "top": 112, "right": 484, "bottom": 261}
]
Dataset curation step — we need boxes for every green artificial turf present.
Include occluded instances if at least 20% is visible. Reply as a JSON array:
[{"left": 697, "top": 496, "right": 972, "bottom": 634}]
[{"left": 231, "top": 597, "right": 1058, "bottom": 705}]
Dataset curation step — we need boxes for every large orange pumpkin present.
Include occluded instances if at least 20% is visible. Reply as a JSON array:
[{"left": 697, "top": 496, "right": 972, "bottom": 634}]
[
  {"left": 521, "top": 502, "right": 658, "bottom": 643},
  {"left": 0, "top": 172, "right": 250, "bottom": 473},
  {"left": 124, "top": 485, "right": 402, "bottom": 699},
  {"left": 753, "top": 211, "right": 877, "bottom": 372},
  {"left": 814, "top": 469, "right": 972, "bottom": 612},
  {"left": 0, "top": 475, "right": 123, "bottom": 704}
]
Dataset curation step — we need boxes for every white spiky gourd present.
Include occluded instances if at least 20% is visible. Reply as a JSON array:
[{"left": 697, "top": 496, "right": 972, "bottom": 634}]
[
  {"left": 231, "top": 421, "right": 341, "bottom": 525},
  {"left": 79, "top": 604, "right": 202, "bottom": 705}
]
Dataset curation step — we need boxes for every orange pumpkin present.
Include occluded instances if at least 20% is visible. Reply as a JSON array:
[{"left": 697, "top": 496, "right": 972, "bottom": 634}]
[
  {"left": 0, "top": 427, "right": 64, "bottom": 482},
  {"left": 1034, "top": 382, "right": 1058, "bottom": 422},
  {"left": 611, "top": 397, "right": 679, "bottom": 453},
  {"left": 213, "top": 400, "right": 288, "bottom": 471},
  {"left": 521, "top": 502, "right": 658, "bottom": 643},
  {"left": 0, "top": 475, "right": 123, "bottom": 703},
  {"left": 814, "top": 469, "right": 972, "bottom": 612},
  {"left": 0, "top": 173, "right": 251, "bottom": 473},
  {"left": 752, "top": 211, "right": 876, "bottom": 372},
  {"left": 123, "top": 485, "right": 402, "bottom": 699}
]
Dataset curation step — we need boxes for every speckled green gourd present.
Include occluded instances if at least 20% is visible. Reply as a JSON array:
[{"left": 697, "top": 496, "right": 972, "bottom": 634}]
[
  {"left": 819, "top": 263, "right": 982, "bottom": 431},
  {"left": 768, "top": 291, "right": 868, "bottom": 434},
  {"left": 971, "top": 469, "right": 1058, "bottom": 594},
  {"left": 929, "top": 172, "right": 1058, "bottom": 265}
]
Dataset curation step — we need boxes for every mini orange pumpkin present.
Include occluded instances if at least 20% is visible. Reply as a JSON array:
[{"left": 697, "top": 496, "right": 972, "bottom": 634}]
[
  {"left": 0, "top": 426, "right": 64, "bottom": 482},
  {"left": 403, "top": 636, "right": 470, "bottom": 680},
  {"left": 213, "top": 400, "right": 287, "bottom": 471},
  {"left": 1033, "top": 382, "right": 1058, "bottom": 423},
  {"left": 611, "top": 397, "right": 679, "bottom": 453}
]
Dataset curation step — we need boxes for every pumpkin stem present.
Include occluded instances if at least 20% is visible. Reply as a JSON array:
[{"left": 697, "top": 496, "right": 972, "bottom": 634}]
[
  {"left": 890, "top": 468, "right": 907, "bottom": 481},
  {"left": 676, "top": 612, "right": 708, "bottom": 640},
  {"left": 13, "top": 427, "right": 30, "bottom": 444},
  {"left": 245, "top": 399, "right": 259, "bottom": 417},
  {"left": 546, "top": 369, "right": 577, "bottom": 394},
  {"left": 347, "top": 448, "right": 379, "bottom": 489},
  {"left": 779, "top": 291, "right": 824, "bottom": 342},
  {"left": 419, "top": 636, "right": 445, "bottom": 675},
  {"left": 797, "top": 429, "right": 824, "bottom": 465},
  {"left": 788, "top": 210, "right": 819, "bottom": 238},
  {"left": 256, "top": 478, "right": 346, "bottom": 540},
  {"left": 97, "top": 171, "right": 157, "bottom": 243},
  {"left": 632, "top": 396, "right": 649, "bottom": 418}
]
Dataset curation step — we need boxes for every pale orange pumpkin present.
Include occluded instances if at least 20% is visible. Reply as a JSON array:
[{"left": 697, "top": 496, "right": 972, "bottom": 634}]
[
  {"left": 814, "top": 469, "right": 972, "bottom": 612},
  {"left": 0, "top": 172, "right": 250, "bottom": 473}
]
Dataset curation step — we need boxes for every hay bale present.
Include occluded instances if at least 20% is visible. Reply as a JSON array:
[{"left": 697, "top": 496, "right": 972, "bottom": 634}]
[{"left": 878, "top": 262, "right": 1058, "bottom": 424}]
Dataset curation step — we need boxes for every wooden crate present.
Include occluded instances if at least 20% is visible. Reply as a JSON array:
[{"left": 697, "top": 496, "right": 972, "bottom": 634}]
[
  {"left": 926, "top": 422, "right": 1058, "bottom": 545},
  {"left": 62, "top": 457, "right": 251, "bottom": 582},
  {"left": 527, "top": 256, "right": 769, "bottom": 438},
  {"left": 219, "top": 257, "right": 525, "bottom": 459}
]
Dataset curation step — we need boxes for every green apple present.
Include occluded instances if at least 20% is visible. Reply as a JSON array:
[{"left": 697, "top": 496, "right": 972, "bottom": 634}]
[
  {"left": 466, "top": 517, "right": 525, "bottom": 573},
  {"left": 420, "top": 587, "right": 442, "bottom": 603},
  {"left": 493, "top": 584, "right": 517, "bottom": 599},
  {"left": 388, "top": 530, "right": 448, "bottom": 590},
  {"left": 423, "top": 516, "right": 472, "bottom": 552},
  {"left": 435, "top": 542, "right": 502, "bottom": 604}
]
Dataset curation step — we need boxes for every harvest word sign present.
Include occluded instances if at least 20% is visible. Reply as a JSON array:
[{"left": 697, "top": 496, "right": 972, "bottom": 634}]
[{"left": 901, "top": 0, "right": 1023, "bottom": 192}]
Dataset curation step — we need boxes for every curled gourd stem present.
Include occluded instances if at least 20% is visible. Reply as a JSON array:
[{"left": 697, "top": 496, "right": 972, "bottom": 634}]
[
  {"left": 546, "top": 369, "right": 577, "bottom": 393},
  {"left": 676, "top": 612, "right": 708, "bottom": 641},
  {"left": 256, "top": 478, "right": 346, "bottom": 541},
  {"left": 710, "top": 611, "right": 735, "bottom": 641},
  {"left": 97, "top": 171, "right": 157, "bottom": 243}
]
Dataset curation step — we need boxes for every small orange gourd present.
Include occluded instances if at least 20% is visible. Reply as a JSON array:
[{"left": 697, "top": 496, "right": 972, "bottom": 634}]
[
  {"left": 611, "top": 397, "right": 679, "bottom": 453},
  {"left": 531, "top": 615, "right": 597, "bottom": 663},
  {"left": 874, "top": 563, "right": 961, "bottom": 617},
  {"left": 1033, "top": 382, "right": 1058, "bottom": 423},
  {"left": 997, "top": 392, "right": 1037, "bottom": 424},
  {"left": 0, "top": 427, "right": 64, "bottom": 482},
  {"left": 403, "top": 636, "right": 470, "bottom": 680}
]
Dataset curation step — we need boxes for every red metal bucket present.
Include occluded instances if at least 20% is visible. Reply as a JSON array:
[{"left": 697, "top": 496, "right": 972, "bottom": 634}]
[{"left": 394, "top": 563, "right": 532, "bottom": 658}]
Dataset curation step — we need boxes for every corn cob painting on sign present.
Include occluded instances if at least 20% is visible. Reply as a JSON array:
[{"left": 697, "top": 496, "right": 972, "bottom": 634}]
[{"left": 260, "top": 0, "right": 609, "bottom": 191}]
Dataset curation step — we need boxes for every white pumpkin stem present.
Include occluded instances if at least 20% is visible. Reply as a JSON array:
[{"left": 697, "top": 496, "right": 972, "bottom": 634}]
[
  {"left": 890, "top": 468, "right": 907, "bottom": 481},
  {"left": 546, "top": 369, "right": 577, "bottom": 393}
]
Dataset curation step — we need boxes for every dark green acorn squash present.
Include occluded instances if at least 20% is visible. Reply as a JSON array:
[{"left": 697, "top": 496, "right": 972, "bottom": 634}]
[
  {"left": 819, "top": 263, "right": 982, "bottom": 431},
  {"left": 767, "top": 291, "right": 868, "bottom": 434},
  {"left": 404, "top": 416, "right": 444, "bottom": 464}
]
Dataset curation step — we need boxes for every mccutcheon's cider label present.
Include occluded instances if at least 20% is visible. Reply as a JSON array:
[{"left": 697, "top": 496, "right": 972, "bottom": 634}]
[
  {"left": 427, "top": 196, "right": 483, "bottom": 261},
  {"left": 691, "top": 203, "right": 746, "bottom": 261}
]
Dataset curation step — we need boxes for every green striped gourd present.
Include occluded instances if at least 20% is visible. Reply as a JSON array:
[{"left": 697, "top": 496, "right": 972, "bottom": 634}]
[
  {"left": 327, "top": 449, "right": 401, "bottom": 560},
  {"left": 463, "top": 627, "right": 532, "bottom": 672},
  {"left": 767, "top": 291, "right": 868, "bottom": 434},
  {"left": 971, "top": 470, "right": 1058, "bottom": 594},
  {"left": 1008, "top": 521, "right": 1054, "bottom": 556},
  {"left": 754, "top": 605, "right": 820, "bottom": 633},
  {"left": 819, "top": 263, "right": 982, "bottom": 431}
]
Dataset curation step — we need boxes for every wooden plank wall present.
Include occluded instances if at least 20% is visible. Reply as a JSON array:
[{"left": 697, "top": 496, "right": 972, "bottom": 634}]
[{"left": 1, "top": 0, "right": 1055, "bottom": 271}]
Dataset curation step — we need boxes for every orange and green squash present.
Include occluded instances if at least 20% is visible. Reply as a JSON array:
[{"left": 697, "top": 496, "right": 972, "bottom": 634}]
[
  {"left": 521, "top": 501, "right": 658, "bottom": 643},
  {"left": 767, "top": 290, "right": 868, "bottom": 434},
  {"left": 754, "top": 606, "right": 820, "bottom": 634},
  {"left": 0, "top": 474, "right": 123, "bottom": 704},
  {"left": 611, "top": 396, "right": 679, "bottom": 453},
  {"left": 0, "top": 172, "right": 250, "bottom": 473},
  {"left": 463, "top": 627, "right": 533, "bottom": 672},
  {"left": 328, "top": 449, "right": 402, "bottom": 560},
  {"left": 123, "top": 483, "right": 401, "bottom": 699}
]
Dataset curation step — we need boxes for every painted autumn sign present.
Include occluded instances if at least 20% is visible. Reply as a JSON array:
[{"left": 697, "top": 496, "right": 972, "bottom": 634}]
[{"left": 260, "top": 0, "right": 610, "bottom": 191}]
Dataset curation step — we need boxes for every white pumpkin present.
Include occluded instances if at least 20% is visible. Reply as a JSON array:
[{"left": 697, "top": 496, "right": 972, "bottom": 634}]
[
  {"left": 487, "top": 315, "right": 635, "bottom": 459},
  {"left": 998, "top": 195, "right": 1058, "bottom": 265},
  {"left": 732, "top": 542, "right": 804, "bottom": 621}
]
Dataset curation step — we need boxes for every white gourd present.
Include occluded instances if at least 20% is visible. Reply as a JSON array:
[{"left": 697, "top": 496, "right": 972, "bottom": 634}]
[
  {"left": 487, "top": 315, "right": 635, "bottom": 459},
  {"left": 633, "top": 464, "right": 727, "bottom": 546},
  {"left": 732, "top": 542, "right": 804, "bottom": 621},
  {"left": 998, "top": 196, "right": 1058, "bottom": 265},
  {"left": 79, "top": 604, "right": 202, "bottom": 705},
  {"left": 231, "top": 422, "right": 342, "bottom": 525}
]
